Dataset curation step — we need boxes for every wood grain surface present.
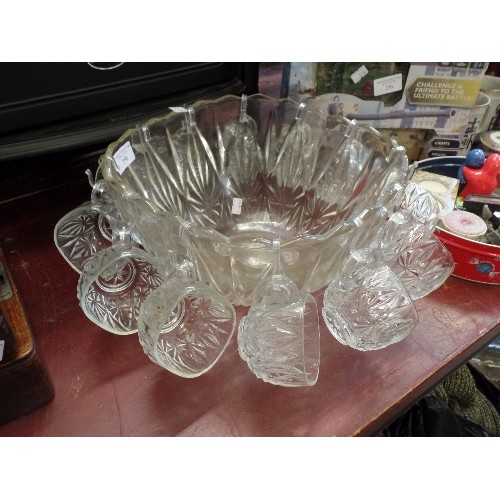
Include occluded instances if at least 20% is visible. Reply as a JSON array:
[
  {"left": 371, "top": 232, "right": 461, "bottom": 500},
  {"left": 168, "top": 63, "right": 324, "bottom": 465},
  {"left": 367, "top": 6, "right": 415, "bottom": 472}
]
[{"left": 0, "top": 177, "right": 499, "bottom": 436}]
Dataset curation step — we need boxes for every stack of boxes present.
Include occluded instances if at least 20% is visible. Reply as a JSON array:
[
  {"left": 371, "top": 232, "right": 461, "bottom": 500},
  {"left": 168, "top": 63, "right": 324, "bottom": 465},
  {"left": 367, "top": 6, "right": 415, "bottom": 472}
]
[{"left": 281, "top": 62, "right": 491, "bottom": 161}]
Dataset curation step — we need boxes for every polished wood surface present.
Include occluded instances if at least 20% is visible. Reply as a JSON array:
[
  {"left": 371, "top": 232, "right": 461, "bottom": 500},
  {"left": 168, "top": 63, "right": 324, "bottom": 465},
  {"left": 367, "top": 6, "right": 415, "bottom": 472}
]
[{"left": 0, "top": 177, "right": 499, "bottom": 436}]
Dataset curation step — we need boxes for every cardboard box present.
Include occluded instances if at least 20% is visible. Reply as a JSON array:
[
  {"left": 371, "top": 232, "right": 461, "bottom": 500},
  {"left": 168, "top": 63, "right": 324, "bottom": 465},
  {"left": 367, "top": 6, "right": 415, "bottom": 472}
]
[{"left": 281, "top": 62, "right": 489, "bottom": 158}]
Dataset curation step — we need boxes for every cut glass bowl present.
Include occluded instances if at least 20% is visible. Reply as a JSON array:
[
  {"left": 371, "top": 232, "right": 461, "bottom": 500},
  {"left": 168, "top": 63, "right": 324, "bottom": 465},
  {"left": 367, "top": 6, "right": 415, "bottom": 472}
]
[
  {"left": 54, "top": 94, "right": 455, "bottom": 383},
  {"left": 99, "top": 94, "right": 413, "bottom": 307}
]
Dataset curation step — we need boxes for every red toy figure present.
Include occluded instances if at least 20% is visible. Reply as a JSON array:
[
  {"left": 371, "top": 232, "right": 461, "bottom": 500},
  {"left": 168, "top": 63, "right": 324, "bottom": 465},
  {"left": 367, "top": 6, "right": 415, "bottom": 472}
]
[{"left": 460, "top": 153, "right": 500, "bottom": 199}]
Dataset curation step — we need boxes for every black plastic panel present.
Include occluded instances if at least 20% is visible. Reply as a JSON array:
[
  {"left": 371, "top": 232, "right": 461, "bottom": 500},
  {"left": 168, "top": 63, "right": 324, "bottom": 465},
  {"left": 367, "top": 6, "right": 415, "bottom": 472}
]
[{"left": 0, "top": 62, "right": 259, "bottom": 160}]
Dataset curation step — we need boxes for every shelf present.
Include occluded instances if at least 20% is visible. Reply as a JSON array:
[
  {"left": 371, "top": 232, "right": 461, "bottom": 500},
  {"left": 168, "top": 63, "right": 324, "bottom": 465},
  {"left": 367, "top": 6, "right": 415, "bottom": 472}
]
[{"left": 0, "top": 167, "right": 499, "bottom": 436}]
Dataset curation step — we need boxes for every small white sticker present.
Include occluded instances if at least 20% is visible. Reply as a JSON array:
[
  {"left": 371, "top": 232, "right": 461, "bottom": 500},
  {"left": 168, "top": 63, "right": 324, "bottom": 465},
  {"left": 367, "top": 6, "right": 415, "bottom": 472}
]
[
  {"left": 113, "top": 141, "right": 135, "bottom": 174},
  {"left": 0, "top": 340, "right": 4, "bottom": 362},
  {"left": 169, "top": 106, "right": 188, "bottom": 113},
  {"left": 231, "top": 198, "right": 243, "bottom": 215},
  {"left": 374, "top": 73, "right": 403, "bottom": 97},
  {"left": 351, "top": 65, "right": 369, "bottom": 84}
]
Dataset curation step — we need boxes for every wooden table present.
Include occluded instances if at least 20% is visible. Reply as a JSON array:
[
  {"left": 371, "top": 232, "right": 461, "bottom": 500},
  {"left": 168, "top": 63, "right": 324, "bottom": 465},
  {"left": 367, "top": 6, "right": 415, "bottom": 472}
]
[{"left": 1, "top": 176, "right": 499, "bottom": 437}]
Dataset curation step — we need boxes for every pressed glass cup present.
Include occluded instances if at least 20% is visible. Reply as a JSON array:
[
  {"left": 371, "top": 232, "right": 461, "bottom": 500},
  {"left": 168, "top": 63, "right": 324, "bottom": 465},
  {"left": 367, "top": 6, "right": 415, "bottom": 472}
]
[
  {"left": 138, "top": 278, "right": 236, "bottom": 378},
  {"left": 238, "top": 240, "right": 320, "bottom": 387},
  {"left": 322, "top": 250, "right": 419, "bottom": 351},
  {"left": 238, "top": 275, "right": 320, "bottom": 387}
]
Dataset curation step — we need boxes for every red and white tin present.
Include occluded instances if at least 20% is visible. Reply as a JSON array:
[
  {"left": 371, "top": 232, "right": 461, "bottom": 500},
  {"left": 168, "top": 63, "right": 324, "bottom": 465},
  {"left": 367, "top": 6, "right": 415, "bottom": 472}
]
[{"left": 417, "top": 156, "right": 500, "bottom": 285}]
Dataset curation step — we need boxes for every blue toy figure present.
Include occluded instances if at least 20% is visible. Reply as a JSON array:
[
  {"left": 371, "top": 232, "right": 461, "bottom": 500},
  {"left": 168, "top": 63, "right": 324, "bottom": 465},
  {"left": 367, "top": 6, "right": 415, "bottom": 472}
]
[{"left": 458, "top": 148, "right": 485, "bottom": 183}]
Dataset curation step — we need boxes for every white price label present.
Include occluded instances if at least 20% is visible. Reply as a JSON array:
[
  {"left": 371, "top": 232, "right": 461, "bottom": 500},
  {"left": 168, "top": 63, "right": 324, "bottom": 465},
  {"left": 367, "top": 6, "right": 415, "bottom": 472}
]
[
  {"left": 374, "top": 73, "right": 403, "bottom": 97},
  {"left": 113, "top": 141, "right": 135, "bottom": 174},
  {"left": 169, "top": 106, "right": 188, "bottom": 113},
  {"left": 0, "top": 340, "right": 4, "bottom": 362},
  {"left": 351, "top": 65, "right": 369, "bottom": 84},
  {"left": 231, "top": 198, "right": 243, "bottom": 215}
]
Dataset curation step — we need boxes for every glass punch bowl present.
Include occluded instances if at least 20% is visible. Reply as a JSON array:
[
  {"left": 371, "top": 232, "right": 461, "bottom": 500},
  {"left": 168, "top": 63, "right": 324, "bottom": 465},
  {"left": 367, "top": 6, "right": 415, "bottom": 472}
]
[
  {"left": 100, "top": 94, "right": 415, "bottom": 304},
  {"left": 63, "top": 94, "right": 454, "bottom": 384}
]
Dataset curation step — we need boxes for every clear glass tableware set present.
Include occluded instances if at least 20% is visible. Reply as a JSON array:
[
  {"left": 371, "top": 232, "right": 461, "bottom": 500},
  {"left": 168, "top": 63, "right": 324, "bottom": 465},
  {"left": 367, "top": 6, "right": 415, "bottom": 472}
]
[{"left": 54, "top": 94, "right": 454, "bottom": 387}]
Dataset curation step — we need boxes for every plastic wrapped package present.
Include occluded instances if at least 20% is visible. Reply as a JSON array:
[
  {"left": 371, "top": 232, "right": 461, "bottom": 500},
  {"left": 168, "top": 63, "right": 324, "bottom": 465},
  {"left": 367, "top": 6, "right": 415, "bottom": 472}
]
[{"left": 378, "top": 364, "right": 500, "bottom": 437}]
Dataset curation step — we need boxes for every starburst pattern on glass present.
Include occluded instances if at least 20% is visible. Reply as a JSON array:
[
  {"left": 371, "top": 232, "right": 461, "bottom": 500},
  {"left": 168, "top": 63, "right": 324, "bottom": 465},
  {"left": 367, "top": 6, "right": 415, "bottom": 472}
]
[
  {"left": 238, "top": 294, "right": 320, "bottom": 387},
  {"left": 100, "top": 94, "right": 412, "bottom": 306},
  {"left": 378, "top": 212, "right": 455, "bottom": 300},
  {"left": 59, "top": 94, "right": 457, "bottom": 382},
  {"left": 54, "top": 203, "right": 112, "bottom": 273},
  {"left": 138, "top": 284, "right": 235, "bottom": 378},
  {"left": 78, "top": 247, "right": 165, "bottom": 335},
  {"left": 322, "top": 256, "right": 418, "bottom": 351}
]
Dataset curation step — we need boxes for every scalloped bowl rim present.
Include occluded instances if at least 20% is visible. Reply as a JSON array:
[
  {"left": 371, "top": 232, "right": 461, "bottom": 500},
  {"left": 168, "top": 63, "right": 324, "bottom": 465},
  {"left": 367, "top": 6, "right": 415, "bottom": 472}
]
[{"left": 99, "top": 93, "right": 407, "bottom": 247}]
